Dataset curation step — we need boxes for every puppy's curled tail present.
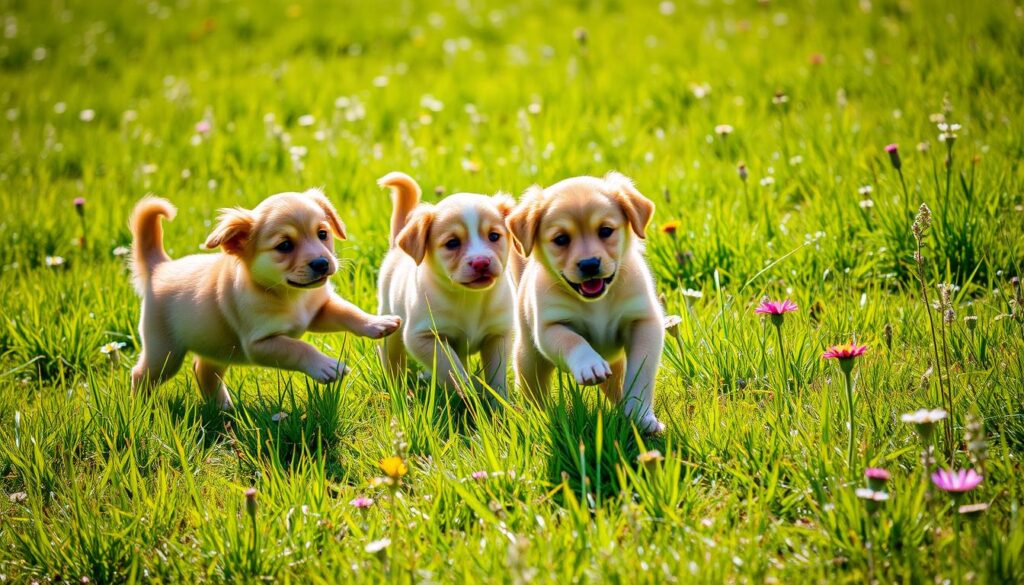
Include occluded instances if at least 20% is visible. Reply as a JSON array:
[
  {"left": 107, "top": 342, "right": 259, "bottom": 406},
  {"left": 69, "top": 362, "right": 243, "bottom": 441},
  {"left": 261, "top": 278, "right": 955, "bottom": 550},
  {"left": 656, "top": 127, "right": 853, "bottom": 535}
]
[
  {"left": 378, "top": 172, "right": 421, "bottom": 248},
  {"left": 130, "top": 196, "right": 177, "bottom": 293}
]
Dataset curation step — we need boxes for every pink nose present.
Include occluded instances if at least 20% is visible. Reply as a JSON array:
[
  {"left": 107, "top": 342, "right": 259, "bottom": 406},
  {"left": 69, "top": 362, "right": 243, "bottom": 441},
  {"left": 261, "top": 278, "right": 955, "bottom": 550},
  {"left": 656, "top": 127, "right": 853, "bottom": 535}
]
[{"left": 468, "top": 256, "right": 491, "bottom": 272}]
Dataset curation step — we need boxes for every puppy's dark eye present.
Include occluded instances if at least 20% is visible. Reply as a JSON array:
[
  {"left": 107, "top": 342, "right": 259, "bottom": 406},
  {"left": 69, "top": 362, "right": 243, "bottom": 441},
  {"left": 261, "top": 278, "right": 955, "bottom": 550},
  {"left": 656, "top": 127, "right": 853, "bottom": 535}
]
[
  {"left": 444, "top": 237, "right": 461, "bottom": 250},
  {"left": 276, "top": 240, "right": 294, "bottom": 253},
  {"left": 553, "top": 234, "right": 570, "bottom": 247},
  {"left": 598, "top": 226, "right": 614, "bottom": 239},
  {"left": 317, "top": 229, "right": 329, "bottom": 241},
  {"left": 488, "top": 232, "right": 501, "bottom": 242}
]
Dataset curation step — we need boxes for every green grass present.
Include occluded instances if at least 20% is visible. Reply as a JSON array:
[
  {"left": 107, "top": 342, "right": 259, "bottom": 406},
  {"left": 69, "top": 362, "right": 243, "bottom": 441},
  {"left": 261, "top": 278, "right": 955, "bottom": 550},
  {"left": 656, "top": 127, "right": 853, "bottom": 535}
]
[{"left": 2, "top": 0, "right": 1024, "bottom": 581}]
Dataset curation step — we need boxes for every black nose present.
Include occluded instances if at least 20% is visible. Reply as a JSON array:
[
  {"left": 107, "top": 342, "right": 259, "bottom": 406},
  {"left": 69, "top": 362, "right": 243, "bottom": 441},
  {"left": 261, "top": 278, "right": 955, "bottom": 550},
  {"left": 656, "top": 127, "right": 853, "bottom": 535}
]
[
  {"left": 309, "top": 257, "right": 330, "bottom": 275},
  {"left": 577, "top": 257, "right": 601, "bottom": 277}
]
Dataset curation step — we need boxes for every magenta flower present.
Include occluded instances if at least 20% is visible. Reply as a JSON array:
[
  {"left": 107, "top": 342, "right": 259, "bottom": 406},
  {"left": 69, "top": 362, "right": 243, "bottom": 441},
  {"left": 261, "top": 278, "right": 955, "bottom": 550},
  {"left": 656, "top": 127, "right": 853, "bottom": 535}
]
[
  {"left": 865, "top": 467, "right": 890, "bottom": 490},
  {"left": 865, "top": 467, "right": 890, "bottom": 481},
  {"left": 755, "top": 299, "right": 797, "bottom": 315},
  {"left": 350, "top": 496, "right": 374, "bottom": 509},
  {"left": 885, "top": 143, "right": 902, "bottom": 170},
  {"left": 931, "top": 469, "right": 983, "bottom": 494},
  {"left": 822, "top": 342, "right": 868, "bottom": 361},
  {"left": 73, "top": 196, "right": 86, "bottom": 208}
]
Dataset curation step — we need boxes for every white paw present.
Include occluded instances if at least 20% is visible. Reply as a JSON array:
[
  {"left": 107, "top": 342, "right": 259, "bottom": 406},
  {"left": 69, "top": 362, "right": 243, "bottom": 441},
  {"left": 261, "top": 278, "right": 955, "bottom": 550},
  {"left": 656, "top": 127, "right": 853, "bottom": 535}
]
[
  {"left": 305, "top": 355, "right": 349, "bottom": 384},
  {"left": 637, "top": 413, "right": 666, "bottom": 435},
  {"left": 362, "top": 315, "right": 402, "bottom": 339},
  {"left": 567, "top": 346, "right": 611, "bottom": 386}
]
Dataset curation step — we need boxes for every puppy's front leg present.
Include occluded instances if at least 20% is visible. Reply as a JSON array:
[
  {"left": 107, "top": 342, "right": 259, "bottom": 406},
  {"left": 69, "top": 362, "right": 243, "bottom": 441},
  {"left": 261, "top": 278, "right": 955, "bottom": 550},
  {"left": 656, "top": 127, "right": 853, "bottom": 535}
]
[
  {"left": 247, "top": 335, "right": 348, "bottom": 384},
  {"left": 621, "top": 318, "right": 665, "bottom": 434},
  {"left": 480, "top": 334, "right": 511, "bottom": 402},
  {"left": 539, "top": 323, "right": 612, "bottom": 387},
  {"left": 406, "top": 333, "right": 471, "bottom": 391},
  {"left": 310, "top": 294, "right": 401, "bottom": 339}
]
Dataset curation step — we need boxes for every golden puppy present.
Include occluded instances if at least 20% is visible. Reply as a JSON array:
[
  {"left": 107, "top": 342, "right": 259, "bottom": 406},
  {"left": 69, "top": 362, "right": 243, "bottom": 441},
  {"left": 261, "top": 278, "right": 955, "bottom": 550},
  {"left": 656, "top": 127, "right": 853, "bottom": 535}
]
[
  {"left": 508, "top": 172, "right": 665, "bottom": 433},
  {"left": 129, "top": 189, "right": 401, "bottom": 407},
  {"left": 377, "top": 172, "right": 515, "bottom": 400}
]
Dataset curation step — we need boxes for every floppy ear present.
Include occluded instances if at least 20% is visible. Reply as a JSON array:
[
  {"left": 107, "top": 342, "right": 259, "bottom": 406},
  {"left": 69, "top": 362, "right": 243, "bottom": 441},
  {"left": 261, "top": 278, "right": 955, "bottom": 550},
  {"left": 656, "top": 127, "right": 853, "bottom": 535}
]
[
  {"left": 491, "top": 192, "right": 516, "bottom": 218},
  {"left": 305, "top": 188, "right": 347, "bottom": 239},
  {"left": 395, "top": 207, "right": 433, "bottom": 264},
  {"left": 605, "top": 171, "right": 655, "bottom": 238},
  {"left": 506, "top": 185, "right": 544, "bottom": 256},
  {"left": 204, "top": 207, "right": 255, "bottom": 255}
]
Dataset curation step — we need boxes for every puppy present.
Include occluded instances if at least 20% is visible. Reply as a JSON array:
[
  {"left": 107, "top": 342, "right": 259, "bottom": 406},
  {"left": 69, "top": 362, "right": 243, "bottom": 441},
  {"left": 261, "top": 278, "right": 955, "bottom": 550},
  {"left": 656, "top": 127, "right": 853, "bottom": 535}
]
[
  {"left": 377, "top": 172, "right": 515, "bottom": 400},
  {"left": 129, "top": 189, "right": 401, "bottom": 407},
  {"left": 508, "top": 172, "right": 665, "bottom": 433}
]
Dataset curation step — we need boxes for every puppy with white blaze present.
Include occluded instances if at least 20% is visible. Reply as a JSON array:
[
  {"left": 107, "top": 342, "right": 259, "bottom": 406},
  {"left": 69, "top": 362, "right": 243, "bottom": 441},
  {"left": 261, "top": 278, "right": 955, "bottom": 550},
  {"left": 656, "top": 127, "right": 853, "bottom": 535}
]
[
  {"left": 508, "top": 172, "right": 666, "bottom": 433},
  {"left": 377, "top": 172, "right": 516, "bottom": 401},
  {"left": 129, "top": 189, "right": 401, "bottom": 408}
]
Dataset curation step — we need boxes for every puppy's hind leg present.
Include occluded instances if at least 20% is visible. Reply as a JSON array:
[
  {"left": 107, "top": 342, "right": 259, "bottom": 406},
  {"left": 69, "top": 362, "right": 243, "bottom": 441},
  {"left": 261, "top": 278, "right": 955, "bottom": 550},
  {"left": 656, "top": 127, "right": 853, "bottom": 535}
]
[
  {"left": 514, "top": 337, "right": 553, "bottom": 406},
  {"left": 131, "top": 346, "right": 185, "bottom": 393},
  {"left": 381, "top": 334, "right": 408, "bottom": 383},
  {"left": 131, "top": 304, "right": 185, "bottom": 393},
  {"left": 480, "top": 334, "right": 511, "bottom": 405},
  {"left": 194, "top": 357, "right": 233, "bottom": 410},
  {"left": 599, "top": 359, "right": 626, "bottom": 405}
]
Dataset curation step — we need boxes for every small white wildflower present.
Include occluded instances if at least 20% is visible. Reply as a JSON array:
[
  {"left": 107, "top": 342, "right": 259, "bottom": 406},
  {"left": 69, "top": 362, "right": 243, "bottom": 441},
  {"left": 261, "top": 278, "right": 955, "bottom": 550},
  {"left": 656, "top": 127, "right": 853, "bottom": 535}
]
[
  {"left": 298, "top": 114, "right": 315, "bottom": 127},
  {"left": 100, "top": 341, "right": 126, "bottom": 355},
  {"left": 901, "top": 409, "right": 947, "bottom": 424},
  {"left": 859, "top": 199, "right": 874, "bottom": 209},
  {"left": 45, "top": 255, "right": 65, "bottom": 267},
  {"left": 420, "top": 94, "right": 444, "bottom": 112},
  {"left": 858, "top": 185, "right": 873, "bottom": 195},
  {"left": 113, "top": 246, "right": 130, "bottom": 257},
  {"left": 659, "top": 1, "right": 676, "bottom": 16},
  {"left": 372, "top": 75, "right": 389, "bottom": 87},
  {"left": 53, "top": 102, "right": 66, "bottom": 114},
  {"left": 79, "top": 109, "right": 95, "bottom": 122},
  {"left": 760, "top": 177, "right": 775, "bottom": 187},
  {"left": 714, "top": 124, "right": 733, "bottom": 136}
]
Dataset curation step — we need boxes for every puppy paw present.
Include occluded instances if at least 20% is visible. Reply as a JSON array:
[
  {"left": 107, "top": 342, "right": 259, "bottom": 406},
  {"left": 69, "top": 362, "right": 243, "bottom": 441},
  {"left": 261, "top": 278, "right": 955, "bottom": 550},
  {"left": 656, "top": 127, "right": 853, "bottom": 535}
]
[
  {"left": 305, "top": 355, "right": 350, "bottom": 384},
  {"left": 358, "top": 315, "right": 402, "bottom": 339},
  {"left": 566, "top": 346, "right": 611, "bottom": 386},
  {"left": 637, "top": 413, "right": 666, "bottom": 435}
]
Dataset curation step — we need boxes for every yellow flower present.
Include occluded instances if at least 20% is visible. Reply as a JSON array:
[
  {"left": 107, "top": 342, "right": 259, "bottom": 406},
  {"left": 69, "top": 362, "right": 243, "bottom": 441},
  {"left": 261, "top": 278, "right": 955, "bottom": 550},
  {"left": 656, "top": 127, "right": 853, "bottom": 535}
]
[
  {"left": 660, "top": 220, "right": 681, "bottom": 236},
  {"left": 379, "top": 456, "right": 408, "bottom": 480}
]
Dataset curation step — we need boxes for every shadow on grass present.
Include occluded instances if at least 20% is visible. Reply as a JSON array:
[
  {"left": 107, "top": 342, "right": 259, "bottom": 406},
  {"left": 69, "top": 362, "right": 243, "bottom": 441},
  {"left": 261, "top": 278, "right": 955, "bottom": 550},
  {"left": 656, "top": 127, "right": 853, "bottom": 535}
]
[{"left": 544, "top": 380, "right": 666, "bottom": 505}]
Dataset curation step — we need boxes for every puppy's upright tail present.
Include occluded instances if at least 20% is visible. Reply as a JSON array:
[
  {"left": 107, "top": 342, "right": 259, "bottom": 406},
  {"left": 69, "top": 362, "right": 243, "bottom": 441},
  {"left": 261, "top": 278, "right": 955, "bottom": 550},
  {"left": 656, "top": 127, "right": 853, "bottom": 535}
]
[
  {"left": 130, "top": 196, "right": 177, "bottom": 293},
  {"left": 378, "top": 172, "right": 421, "bottom": 247}
]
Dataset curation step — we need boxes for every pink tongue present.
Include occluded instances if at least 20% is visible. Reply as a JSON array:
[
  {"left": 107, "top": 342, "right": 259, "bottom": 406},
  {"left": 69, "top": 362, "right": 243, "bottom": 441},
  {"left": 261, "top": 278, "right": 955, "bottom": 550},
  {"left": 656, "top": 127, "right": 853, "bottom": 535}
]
[{"left": 580, "top": 279, "right": 604, "bottom": 295}]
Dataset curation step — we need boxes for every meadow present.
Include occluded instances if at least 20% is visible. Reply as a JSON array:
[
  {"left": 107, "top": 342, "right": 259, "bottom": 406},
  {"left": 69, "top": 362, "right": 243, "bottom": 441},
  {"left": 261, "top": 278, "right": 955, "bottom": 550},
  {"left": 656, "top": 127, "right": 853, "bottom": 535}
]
[{"left": 1, "top": 0, "right": 1024, "bottom": 582}]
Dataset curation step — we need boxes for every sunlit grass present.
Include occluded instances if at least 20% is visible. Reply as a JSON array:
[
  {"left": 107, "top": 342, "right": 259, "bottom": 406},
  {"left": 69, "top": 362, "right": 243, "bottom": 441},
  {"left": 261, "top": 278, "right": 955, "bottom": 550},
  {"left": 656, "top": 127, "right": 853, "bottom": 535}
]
[{"left": 1, "top": 0, "right": 1023, "bottom": 581}]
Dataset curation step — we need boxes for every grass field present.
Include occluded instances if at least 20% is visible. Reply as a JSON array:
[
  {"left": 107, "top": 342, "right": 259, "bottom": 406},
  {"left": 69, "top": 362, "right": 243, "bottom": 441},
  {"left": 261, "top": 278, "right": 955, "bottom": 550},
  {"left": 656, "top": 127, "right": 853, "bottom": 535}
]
[{"left": 2, "top": 0, "right": 1024, "bottom": 581}]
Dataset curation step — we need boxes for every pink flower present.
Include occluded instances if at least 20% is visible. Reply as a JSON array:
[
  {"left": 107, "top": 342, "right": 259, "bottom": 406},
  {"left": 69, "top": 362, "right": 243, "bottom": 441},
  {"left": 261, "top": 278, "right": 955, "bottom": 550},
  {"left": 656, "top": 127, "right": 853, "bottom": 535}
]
[
  {"left": 195, "top": 120, "right": 212, "bottom": 134},
  {"left": 73, "top": 197, "right": 86, "bottom": 207},
  {"left": 822, "top": 342, "right": 868, "bottom": 360},
  {"left": 755, "top": 299, "right": 798, "bottom": 316},
  {"left": 865, "top": 467, "right": 890, "bottom": 490},
  {"left": 471, "top": 471, "right": 488, "bottom": 481},
  {"left": 865, "top": 468, "right": 890, "bottom": 481},
  {"left": 931, "top": 469, "right": 982, "bottom": 493},
  {"left": 885, "top": 144, "right": 902, "bottom": 170},
  {"left": 350, "top": 496, "right": 374, "bottom": 509}
]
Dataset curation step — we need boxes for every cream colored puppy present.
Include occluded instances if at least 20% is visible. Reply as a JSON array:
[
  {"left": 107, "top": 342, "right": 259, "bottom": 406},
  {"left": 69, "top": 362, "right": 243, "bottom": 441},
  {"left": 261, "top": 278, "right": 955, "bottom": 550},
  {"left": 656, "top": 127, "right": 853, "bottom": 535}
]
[
  {"left": 129, "top": 190, "right": 401, "bottom": 407},
  {"left": 508, "top": 172, "right": 665, "bottom": 433},
  {"left": 377, "top": 172, "right": 515, "bottom": 400}
]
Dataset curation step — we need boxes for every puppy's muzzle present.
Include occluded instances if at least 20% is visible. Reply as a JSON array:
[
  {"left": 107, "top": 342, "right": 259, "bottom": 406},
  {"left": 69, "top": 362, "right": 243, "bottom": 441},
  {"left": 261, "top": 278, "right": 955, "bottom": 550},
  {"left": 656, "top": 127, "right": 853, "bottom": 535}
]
[
  {"left": 287, "top": 256, "right": 333, "bottom": 288},
  {"left": 309, "top": 257, "right": 330, "bottom": 276}
]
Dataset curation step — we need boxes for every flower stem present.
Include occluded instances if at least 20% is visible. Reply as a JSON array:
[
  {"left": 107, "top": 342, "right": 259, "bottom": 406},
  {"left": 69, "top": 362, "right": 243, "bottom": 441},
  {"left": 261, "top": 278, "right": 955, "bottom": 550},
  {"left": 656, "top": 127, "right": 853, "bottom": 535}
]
[
  {"left": 896, "top": 167, "right": 911, "bottom": 219},
  {"left": 953, "top": 507, "right": 962, "bottom": 585},
  {"left": 844, "top": 368, "right": 856, "bottom": 472},
  {"left": 774, "top": 323, "right": 788, "bottom": 412}
]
